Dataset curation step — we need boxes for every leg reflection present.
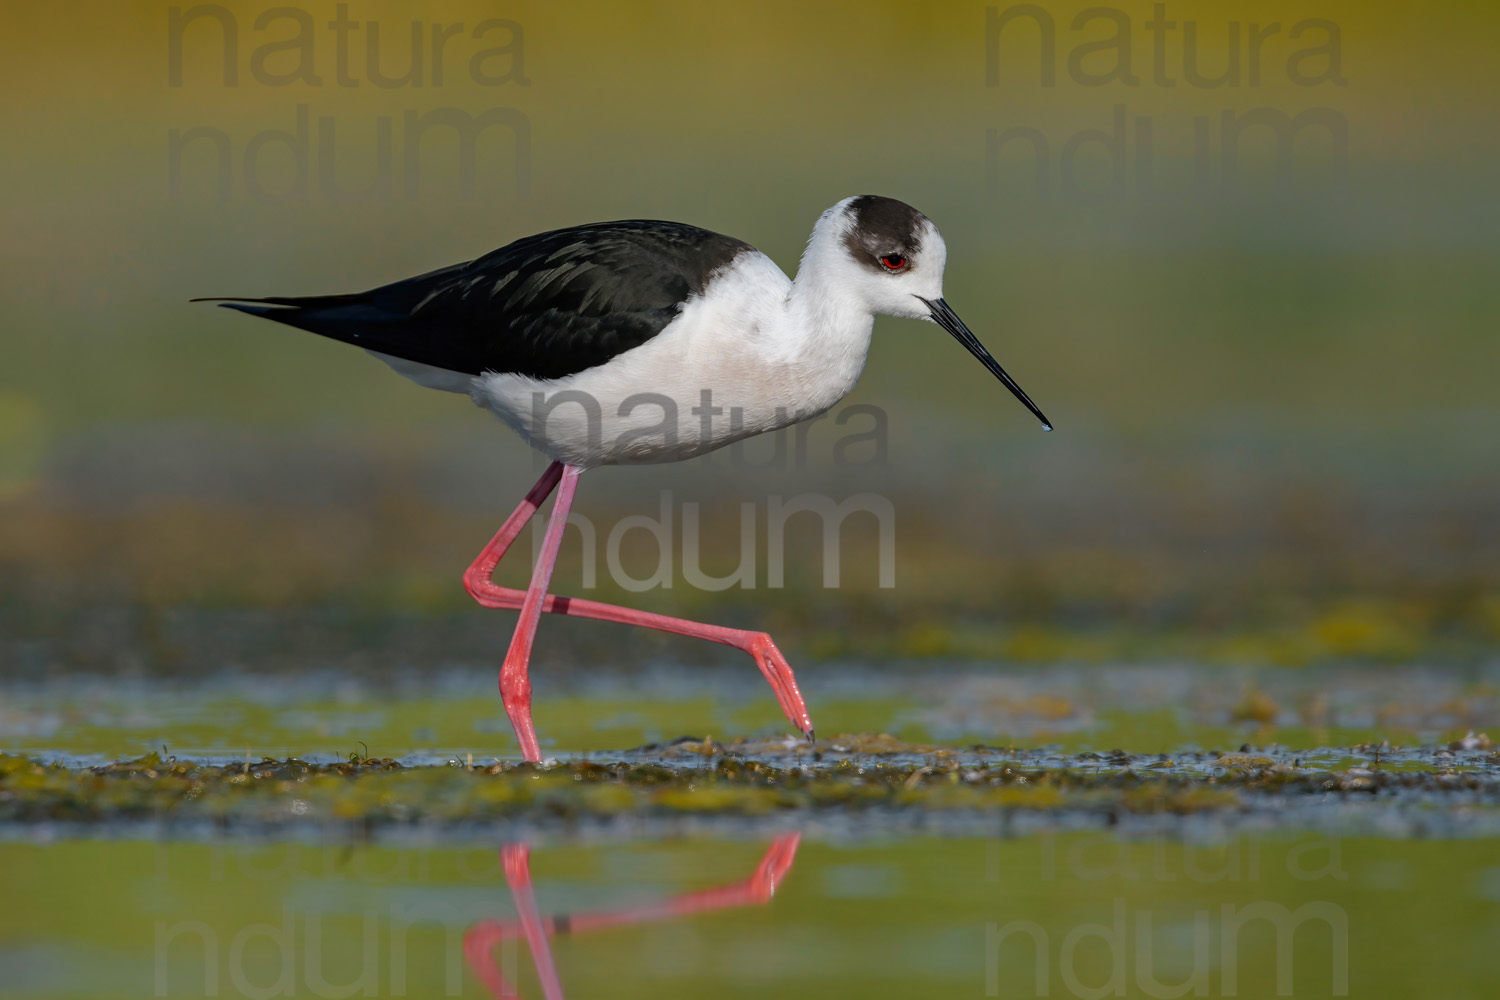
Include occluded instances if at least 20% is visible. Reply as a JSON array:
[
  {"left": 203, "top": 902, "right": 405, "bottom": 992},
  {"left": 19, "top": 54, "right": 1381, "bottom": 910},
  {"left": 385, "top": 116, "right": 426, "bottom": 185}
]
[{"left": 464, "top": 833, "right": 802, "bottom": 998}]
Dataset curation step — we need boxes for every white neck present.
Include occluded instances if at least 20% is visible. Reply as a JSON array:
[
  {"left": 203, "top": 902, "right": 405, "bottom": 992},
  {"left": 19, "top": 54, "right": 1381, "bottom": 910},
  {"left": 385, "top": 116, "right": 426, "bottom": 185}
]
[{"left": 771, "top": 209, "right": 877, "bottom": 416}]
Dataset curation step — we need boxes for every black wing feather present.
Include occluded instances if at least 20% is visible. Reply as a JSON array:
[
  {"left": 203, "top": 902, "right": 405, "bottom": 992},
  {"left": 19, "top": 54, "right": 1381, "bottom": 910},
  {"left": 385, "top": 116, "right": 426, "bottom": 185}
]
[{"left": 198, "top": 221, "right": 753, "bottom": 380}]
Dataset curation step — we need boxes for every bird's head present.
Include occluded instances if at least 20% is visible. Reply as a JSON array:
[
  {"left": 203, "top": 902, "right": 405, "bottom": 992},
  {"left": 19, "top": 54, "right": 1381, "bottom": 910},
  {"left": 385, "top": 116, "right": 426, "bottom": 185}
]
[
  {"left": 813, "top": 194, "right": 1052, "bottom": 431},
  {"left": 826, "top": 194, "right": 948, "bottom": 319}
]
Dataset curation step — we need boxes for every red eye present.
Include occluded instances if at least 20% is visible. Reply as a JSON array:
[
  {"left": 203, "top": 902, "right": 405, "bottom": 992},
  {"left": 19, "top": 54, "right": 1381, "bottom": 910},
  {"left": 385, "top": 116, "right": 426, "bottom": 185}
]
[{"left": 880, "top": 254, "right": 906, "bottom": 271}]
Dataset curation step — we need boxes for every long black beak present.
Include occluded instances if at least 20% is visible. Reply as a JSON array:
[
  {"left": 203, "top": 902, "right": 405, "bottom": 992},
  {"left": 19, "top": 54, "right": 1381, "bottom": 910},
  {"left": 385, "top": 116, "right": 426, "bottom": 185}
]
[{"left": 921, "top": 297, "right": 1052, "bottom": 431}]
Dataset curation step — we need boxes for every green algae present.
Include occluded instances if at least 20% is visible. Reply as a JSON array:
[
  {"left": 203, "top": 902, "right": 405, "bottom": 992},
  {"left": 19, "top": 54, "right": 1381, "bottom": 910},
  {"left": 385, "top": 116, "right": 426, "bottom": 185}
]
[{"left": 3, "top": 737, "right": 1496, "bottom": 831}]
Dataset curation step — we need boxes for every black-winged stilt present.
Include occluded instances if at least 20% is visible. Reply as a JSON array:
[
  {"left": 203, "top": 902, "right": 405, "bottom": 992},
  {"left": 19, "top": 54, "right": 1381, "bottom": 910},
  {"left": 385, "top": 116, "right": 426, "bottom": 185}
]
[{"left": 197, "top": 195, "right": 1051, "bottom": 761}]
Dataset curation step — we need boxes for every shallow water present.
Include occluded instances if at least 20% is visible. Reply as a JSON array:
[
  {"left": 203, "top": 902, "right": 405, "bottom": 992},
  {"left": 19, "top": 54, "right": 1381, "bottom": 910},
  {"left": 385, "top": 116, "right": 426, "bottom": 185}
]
[
  {"left": 3, "top": 662, "right": 1498, "bottom": 997},
  {"left": 3, "top": 832, "right": 1497, "bottom": 998},
  {"left": 5, "top": 661, "right": 1498, "bottom": 760}
]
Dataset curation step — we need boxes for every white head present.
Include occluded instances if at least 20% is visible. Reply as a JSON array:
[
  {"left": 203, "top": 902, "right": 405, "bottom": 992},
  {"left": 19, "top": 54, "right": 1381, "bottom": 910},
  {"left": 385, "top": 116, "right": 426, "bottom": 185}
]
[
  {"left": 807, "top": 195, "right": 1053, "bottom": 431},
  {"left": 821, "top": 195, "right": 949, "bottom": 320}
]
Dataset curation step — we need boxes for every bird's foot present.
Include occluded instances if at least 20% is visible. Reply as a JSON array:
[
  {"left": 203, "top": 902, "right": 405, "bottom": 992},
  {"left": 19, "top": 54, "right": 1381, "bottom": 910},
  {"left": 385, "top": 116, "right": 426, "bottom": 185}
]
[{"left": 745, "top": 632, "right": 814, "bottom": 737}]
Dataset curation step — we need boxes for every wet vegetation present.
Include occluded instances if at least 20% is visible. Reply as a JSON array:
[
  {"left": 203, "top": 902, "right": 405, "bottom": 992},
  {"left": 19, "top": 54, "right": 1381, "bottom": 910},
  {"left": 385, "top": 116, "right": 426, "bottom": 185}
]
[{"left": 4, "top": 733, "right": 1496, "bottom": 833}]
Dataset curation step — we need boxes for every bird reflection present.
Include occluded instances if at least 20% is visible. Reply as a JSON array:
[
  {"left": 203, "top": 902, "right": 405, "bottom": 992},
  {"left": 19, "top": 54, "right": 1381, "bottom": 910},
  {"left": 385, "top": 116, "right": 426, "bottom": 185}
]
[{"left": 464, "top": 833, "right": 802, "bottom": 999}]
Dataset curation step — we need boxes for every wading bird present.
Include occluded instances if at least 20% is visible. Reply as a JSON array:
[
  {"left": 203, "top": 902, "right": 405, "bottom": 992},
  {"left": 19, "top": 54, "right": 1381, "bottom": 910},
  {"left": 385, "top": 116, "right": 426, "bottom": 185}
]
[{"left": 198, "top": 196, "right": 1051, "bottom": 761}]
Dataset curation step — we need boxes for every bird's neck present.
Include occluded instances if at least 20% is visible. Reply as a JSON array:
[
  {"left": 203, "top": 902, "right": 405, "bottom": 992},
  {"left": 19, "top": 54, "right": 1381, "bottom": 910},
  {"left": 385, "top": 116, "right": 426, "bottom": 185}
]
[{"left": 777, "top": 242, "right": 876, "bottom": 416}]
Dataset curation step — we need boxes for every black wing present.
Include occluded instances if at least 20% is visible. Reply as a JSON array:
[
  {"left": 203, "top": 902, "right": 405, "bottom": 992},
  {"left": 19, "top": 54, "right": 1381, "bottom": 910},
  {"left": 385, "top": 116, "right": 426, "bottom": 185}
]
[{"left": 197, "top": 220, "right": 754, "bottom": 380}]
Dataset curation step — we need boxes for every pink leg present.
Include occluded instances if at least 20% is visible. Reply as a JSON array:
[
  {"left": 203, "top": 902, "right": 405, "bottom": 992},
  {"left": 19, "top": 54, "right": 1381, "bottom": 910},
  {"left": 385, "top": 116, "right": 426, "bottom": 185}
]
[
  {"left": 464, "top": 465, "right": 814, "bottom": 756},
  {"left": 498, "top": 465, "right": 581, "bottom": 762}
]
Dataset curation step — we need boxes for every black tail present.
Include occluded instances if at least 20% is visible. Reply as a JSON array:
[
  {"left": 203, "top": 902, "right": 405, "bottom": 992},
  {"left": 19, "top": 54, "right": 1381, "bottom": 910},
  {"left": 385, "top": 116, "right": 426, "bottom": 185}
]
[{"left": 191, "top": 262, "right": 485, "bottom": 374}]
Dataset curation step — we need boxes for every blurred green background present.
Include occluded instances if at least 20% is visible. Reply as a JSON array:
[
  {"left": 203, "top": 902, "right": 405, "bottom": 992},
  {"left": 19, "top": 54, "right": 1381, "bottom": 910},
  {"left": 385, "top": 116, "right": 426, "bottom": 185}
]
[{"left": 2, "top": 0, "right": 1498, "bottom": 676}]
